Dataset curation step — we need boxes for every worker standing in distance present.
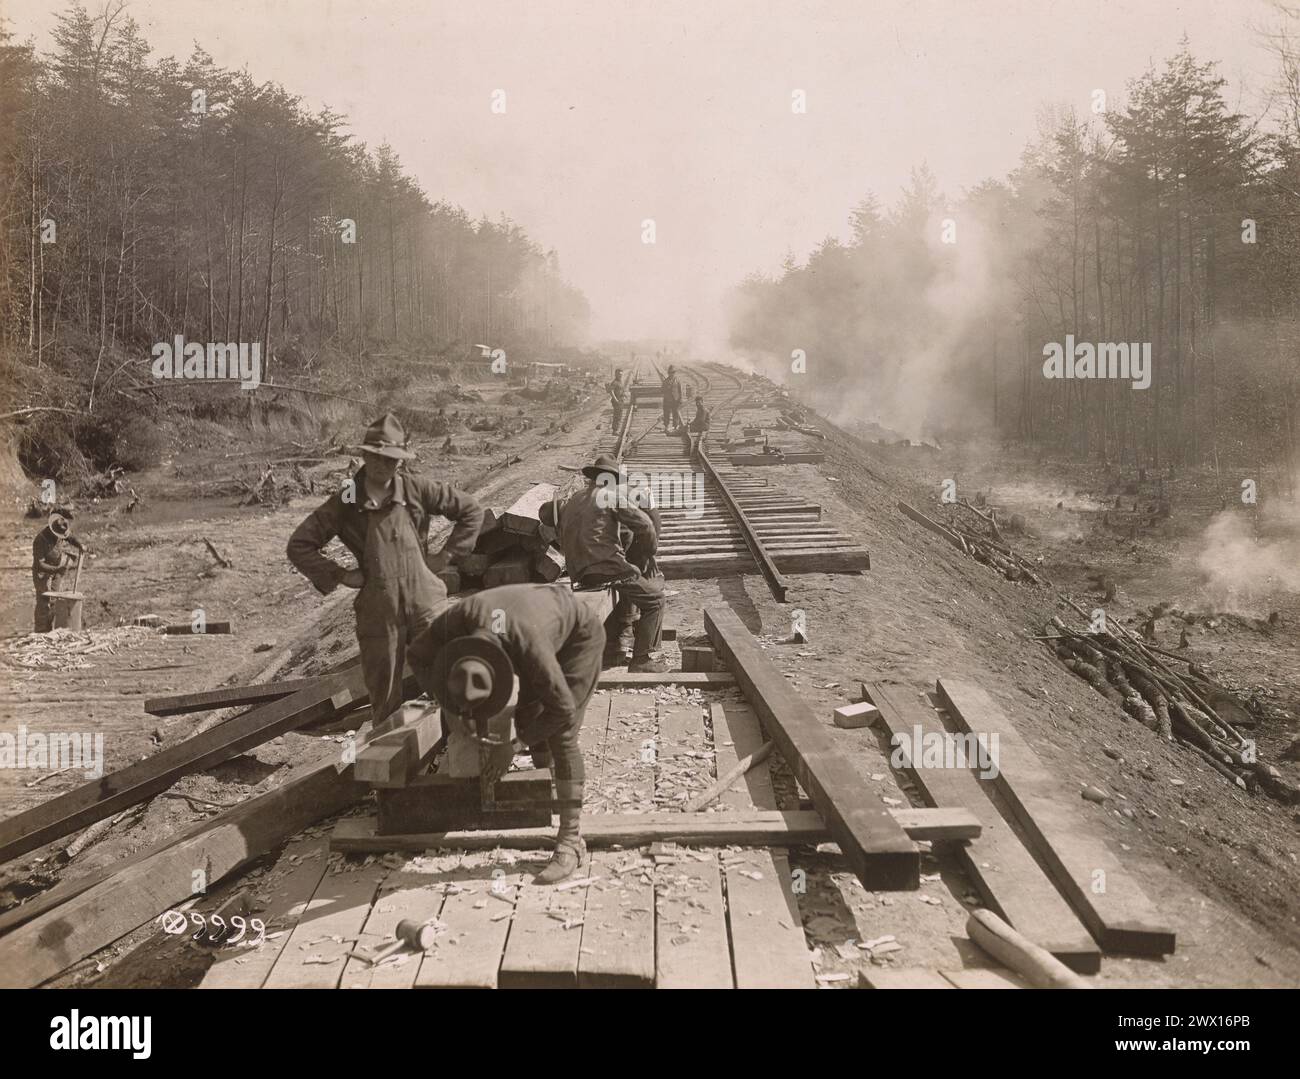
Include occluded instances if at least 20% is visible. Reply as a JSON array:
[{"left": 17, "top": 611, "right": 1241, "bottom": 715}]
[
  {"left": 687, "top": 394, "right": 711, "bottom": 452},
  {"left": 408, "top": 582, "right": 603, "bottom": 884},
  {"left": 287, "top": 412, "right": 483, "bottom": 722},
  {"left": 550, "top": 453, "right": 668, "bottom": 673},
  {"left": 661, "top": 364, "right": 684, "bottom": 432},
  {"left": 31, "top": 512, "right": 84, "bottom": 633},
  {"left": 607, "top": 368, "right": 631, "bottom": 435}
]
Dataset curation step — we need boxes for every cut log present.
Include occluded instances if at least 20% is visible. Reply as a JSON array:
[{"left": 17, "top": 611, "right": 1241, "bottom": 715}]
[{"left": 533, "top": 546, "right": 565, "bottom": 582}]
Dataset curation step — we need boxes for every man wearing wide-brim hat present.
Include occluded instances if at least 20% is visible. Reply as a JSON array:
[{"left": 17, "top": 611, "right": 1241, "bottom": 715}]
[
  {"left": 287, "top": 411, "right": 484, "bottom": 722},
  {"left": 31, "top": 511, "right": 84, "bottom": 633},
  {"left": 546, "top": 451, "right": 668, "bottom": 673},
  {"left": 409, "top": 582, "right": 605, "bottom": 884}
]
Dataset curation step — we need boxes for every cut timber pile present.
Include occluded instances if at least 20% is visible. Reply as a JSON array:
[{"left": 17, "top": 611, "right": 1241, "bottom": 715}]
[
  {"left": 1043, "top": 600, "right": 1299, "bottom": 804},
  {"left": 447, "top": 483, "right": 564, "bottom": 592},
  {"left": 897, "top": 500, "right": 1046, "bottom": 586}
]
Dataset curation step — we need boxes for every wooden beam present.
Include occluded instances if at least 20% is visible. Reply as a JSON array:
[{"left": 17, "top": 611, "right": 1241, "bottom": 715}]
[
  {"left": 144, "top": 677, "right": 324, "bottom": 717},
  {"left": 863, "top": 680, "right": 1101, "bottom": 973},
  {"left": 935, "top": 677, "right": 1175, "bottom": 956},
  {"left": 597, "top": 670, "right": 735, "bottom": 688},
  {"left": 0, "top": 732, "right": 374, "bottom": 988},
  {"left": 500, "top": 483, "right": 557, "bottom": 536},
  {"left": 353, "top": 703, "right": 443, "bottom": 788},
  {"left": 0, "top": 670, "right": 365, "bottom": 865},
  {"left": 330, "top": 806, "right": 977, "bottom": 852},
  {"left": 705, "top": 607, "right": 918, "bottom": 890}
]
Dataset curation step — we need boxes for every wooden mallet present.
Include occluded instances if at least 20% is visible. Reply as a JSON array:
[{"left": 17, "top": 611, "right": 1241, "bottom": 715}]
[{"left": 350, "top": 918, "right": 439, "bottom": 965}]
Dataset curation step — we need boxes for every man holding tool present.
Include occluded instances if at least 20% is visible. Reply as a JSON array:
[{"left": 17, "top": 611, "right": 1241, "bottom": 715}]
[{"left": 408, "top": 582, "right": 605, "bottom": 885}]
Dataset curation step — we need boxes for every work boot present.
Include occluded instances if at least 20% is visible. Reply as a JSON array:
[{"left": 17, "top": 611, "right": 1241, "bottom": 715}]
[
  {"left": 534, "top": 836, "right": 587, "bottom": 885},
  {"left": 535, "top": 780, "right": 585, "bottom": 885},
  {"left": 628, "top": 654, "right": 670, "bottom": 674}
]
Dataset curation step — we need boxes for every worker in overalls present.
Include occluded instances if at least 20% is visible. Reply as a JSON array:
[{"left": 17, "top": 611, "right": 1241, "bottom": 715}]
[
  {"left": 548, "top": 453, "right": 668, "bottom": 673},
  {"left": 408, "top": 583, "right": 604, "bottom": 884},
  {"left": 31, "top": 512, "right": 82, "bottom": 633},
  {"left": 287, "top": 412, "right": 483, "bottom": 723}
]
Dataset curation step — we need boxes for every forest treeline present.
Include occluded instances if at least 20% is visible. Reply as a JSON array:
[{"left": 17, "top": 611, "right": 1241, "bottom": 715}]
[
  {"left": 0, "top": 3, "right": 590, "bottom": 416},
  {"left": 730, "top": 38, "right": 1300, "bottom": 476}
]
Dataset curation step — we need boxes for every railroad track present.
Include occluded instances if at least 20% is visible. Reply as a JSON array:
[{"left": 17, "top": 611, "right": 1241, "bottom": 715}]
[{"left": 618, "top": 362, "right": 869, "bottom": 598}]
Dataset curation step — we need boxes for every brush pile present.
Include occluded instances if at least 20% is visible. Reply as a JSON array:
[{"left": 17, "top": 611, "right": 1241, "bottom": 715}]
[{"left": 1043, "top": 601, "right": 1299, "bottom": 805}]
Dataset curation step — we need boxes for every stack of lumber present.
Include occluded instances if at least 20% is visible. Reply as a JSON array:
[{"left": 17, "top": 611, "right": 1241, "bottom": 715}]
[{"left": 447, "top": 483, "right": 565, "bottom": 592}]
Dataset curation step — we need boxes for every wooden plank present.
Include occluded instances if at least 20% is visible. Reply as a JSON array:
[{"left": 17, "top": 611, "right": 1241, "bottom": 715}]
[
  {"left": 0, "top": 734, "right": 373, "bottom": 989},
  {"left": 340, "top": 869, "right": 449, "bottom": 989},
  {"left": 578, "top": 853, "right": 655, "bottom": 987},
  {"left": 707, "top": 699, "right": 813, "bottom": 988},
  {"left": 262, "top": 861, "right": 388, "bottom": 988},
  {"left": 576, "top": 692, "right": 656, "bottom": 985},
  {"left": 659, "top": 547, "right": 869, "bottom": 576},
  {"left": 655, "top": 853, "right": 733, "bottom": 988},
  {"left": 656, "top": 701, "right": 710, "bottom": 809},
  {"left": 498, "top": 876, "right": 589, "bottom": 988},
  {"left": 0, "top": 669, "right": 365, "bottom": 864},
  {"left": 710, "top": 702, "right": 775, "bottom": 811},
  {"left": 414, "top": 868, "right": 522, "bottom": 988},
  {"left": 941, "top": 966, "right": 1030, "bottom": 989},
  {"left": 705, "top": 608, "right": 918, "bottom": 890},
  {"left": 935, "top": 677, "right": 1175, "bottom": 957},
  {"left": 330, "top": 807, "right": 976, "bottom": 852},
  {"left": 144, "top": 677, "right": 323, "bottom": 716},
  {"left": 353, "top": 702, "right": 442, "bottom": 788},
  {"left": 724, "top": 849, "right": 815, "bottom": 988},
  {"left": 376, "top": 771, "right": 552, "bottom": 833},
  {"left": 197, "top": 837, "right": 330, "bottom": 989},
  {"left": 896, "top": 499, "right": 966, "bottom": 551},
  {"left": 864, "top": 680, "right": 1101, "bottom": 974},
  {"left": 861, "top": 967, "right": 955, "bottom": 989},
  {"left": 597, "top": 671, "right": 734, "bottom": 688}
]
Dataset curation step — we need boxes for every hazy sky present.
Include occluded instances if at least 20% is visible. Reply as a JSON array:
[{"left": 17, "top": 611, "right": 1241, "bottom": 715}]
[{"left": 3, "top": 0, "right": 1280, "bottom": 343}]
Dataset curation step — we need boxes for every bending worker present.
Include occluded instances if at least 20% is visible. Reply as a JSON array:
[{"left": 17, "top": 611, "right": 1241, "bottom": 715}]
[
  {"left": 32, "top": 512, "right": 84, "bottom": 633},
  {"left": 409, "top": 583, "right": 603, "bottom": 885},
  {"left": 287, "top": 412, "right": 483, "bottom": 722},
  {"left": 547, "top": 452, "right": 667, "bottom": 673}
]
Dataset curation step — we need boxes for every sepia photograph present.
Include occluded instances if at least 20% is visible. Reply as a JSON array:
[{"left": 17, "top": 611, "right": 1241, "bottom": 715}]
[{"left": 0, "top": 0, "right": 1295, "bottom": 1035}]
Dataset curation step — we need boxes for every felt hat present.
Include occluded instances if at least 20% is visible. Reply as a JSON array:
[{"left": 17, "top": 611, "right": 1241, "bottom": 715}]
[
  {"left": 428, "top": 630, "right": 514, "bottom": 724},
  {"left": 357, "top": 411, "right": 415, "bottom": 460},
  {"left": 49, "top": 514, "right": 70, "bottom": 537},
  {"left": 581, "top": 452, "right": 624, "bottom": 482}
]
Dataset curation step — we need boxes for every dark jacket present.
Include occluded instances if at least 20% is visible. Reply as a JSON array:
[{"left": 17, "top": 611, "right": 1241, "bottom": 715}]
[
  {"left": 287, "top": 467, "right": 483, "bottom": 594},
  {"left": 411, "top": 584, "right": 594, "bottom": 732},
  {"left": 32, "top": 527, "right": 73, "bottom": 585},
  {"left": 662, "top": 374, "right": 683, "bottom": 406},
  {"left": 557, "top": 482, "right": 656, "bottom": 581}
]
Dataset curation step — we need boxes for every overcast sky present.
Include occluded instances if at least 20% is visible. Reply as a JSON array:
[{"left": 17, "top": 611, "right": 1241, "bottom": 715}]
[{"left": 3, "top": 0, "right": 1280, "bottom": 343}]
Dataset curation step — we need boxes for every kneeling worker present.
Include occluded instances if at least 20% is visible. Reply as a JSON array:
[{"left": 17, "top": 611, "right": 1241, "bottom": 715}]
[{"left": 408, "top": 583, "right": 604, "bottom": 884}]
